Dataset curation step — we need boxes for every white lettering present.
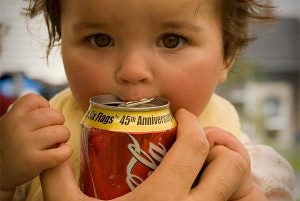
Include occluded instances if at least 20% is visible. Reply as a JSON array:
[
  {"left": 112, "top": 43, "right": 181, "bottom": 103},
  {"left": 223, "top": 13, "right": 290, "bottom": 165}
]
[{"left": 126, "top": 134, "right": 167, "bottom": 190}]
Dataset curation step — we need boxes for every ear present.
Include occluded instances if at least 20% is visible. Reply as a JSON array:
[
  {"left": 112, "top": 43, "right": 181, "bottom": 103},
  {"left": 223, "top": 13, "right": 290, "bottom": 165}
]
[{"left": 219, "top": 58, "right": 234, "bottom": 83}]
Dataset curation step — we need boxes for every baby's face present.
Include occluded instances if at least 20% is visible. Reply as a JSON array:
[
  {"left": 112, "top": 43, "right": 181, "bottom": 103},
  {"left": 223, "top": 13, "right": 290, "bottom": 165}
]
[{"left": 60, "top": 0, "right": 229, "bottom": 116}]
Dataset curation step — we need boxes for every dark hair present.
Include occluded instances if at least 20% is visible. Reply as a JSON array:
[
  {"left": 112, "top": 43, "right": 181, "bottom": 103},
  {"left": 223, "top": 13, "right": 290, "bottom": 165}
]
[
  {"left": 220, "top": 0, "right": 275, "bottom": 65},
  {"left": 25, "top": 0, "right": 61, "bottom": 57},
  {"left": 25, "top": 0, "right": 275, "bottom": 61}
]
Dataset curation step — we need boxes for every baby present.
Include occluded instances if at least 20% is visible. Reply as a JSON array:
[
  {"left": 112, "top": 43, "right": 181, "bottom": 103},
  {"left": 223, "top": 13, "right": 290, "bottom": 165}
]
[{"left": 0, "top": 0, "right": 295, "bottom": 200}]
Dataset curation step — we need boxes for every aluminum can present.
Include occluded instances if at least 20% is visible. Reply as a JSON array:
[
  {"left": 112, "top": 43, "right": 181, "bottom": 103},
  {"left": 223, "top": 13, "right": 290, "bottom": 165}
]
[{"left": 80, "top": 95, "right": 177, "bottom": 199}]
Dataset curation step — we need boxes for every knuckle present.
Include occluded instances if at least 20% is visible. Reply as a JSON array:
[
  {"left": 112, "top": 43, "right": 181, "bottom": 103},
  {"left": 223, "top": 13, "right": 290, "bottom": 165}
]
[
  {"left": 25, "top": 93, "right": 48, "bottom": 105},
  {"left": 57, "top": 126, "right": 71, "bottom": 141},
  {"left": 62, "top": 126, "right": 71, "bottom": 138},
  {"left": 166, "top": 135, "right": 209, "bottom": 176},
  {"left": 24, "top": 92, "right": 40, "bottom": 99},
  {"left": 186, "top": 131, "right": 209, "bottom": 156},
  {"left": 46, "top": 109, "right": 65, "bottom": 124},
  {"left": 228, "top": 151, "right": 249, "bottom": 177},
  {"left": 19, "top": 93, "right": 38, "bottom": 101}
]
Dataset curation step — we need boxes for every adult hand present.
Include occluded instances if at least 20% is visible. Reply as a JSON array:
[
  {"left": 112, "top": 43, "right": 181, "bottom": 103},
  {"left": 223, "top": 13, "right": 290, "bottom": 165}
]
[{"left": 40, "top": 109, "right": 252, "bottom": 201}]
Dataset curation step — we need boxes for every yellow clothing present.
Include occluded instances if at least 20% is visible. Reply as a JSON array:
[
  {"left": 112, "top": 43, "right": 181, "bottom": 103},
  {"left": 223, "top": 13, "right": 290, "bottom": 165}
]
[
  {"left": 25, "top": 88, "right": 240, "bottom": 200},
  {"left": 23, "top": 89, "right": 294, "bottom": 201}
]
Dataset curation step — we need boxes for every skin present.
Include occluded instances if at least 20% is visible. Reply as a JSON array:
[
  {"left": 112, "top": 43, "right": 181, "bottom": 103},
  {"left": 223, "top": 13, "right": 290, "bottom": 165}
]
[
  {"left": 0, "top": 94, "right": 72, "bottom": 200},
  {"left": 60, "top": 0, "right": 229, "bottom": 115},
  {"left": 40, "top": 110, "right": 265, "bottom": 201},
  {"left": 0, "top": 0, "right": 268, "bottom": 200}
]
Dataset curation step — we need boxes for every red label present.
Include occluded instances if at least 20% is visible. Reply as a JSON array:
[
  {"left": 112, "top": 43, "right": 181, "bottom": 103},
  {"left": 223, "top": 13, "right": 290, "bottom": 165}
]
[{"left": 80, "top": 127, "right": 177, "bottom": 199}]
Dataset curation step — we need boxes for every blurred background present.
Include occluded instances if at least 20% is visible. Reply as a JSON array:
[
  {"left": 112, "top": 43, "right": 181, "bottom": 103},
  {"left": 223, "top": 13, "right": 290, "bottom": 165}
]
[
  {"left": 0, "top": 0, "right": 299, "bottom": 200},
  {"left": 216, "top": 1, "right": 300, "bottom": 200}
]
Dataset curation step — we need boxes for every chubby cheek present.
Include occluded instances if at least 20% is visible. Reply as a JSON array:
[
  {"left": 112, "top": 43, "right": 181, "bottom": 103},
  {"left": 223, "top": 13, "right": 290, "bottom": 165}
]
[
  {"left": 167, "top": 83, "right": 214, "bottom": 117},
  {"left": 164, "top": 63, "right": 222, "bottom": 116},
  {"left": 62, "top": 52, "right": 110, "bottom": 112},
  {"left": 64, "top": 66, "right": 92, "bottom": 111}
]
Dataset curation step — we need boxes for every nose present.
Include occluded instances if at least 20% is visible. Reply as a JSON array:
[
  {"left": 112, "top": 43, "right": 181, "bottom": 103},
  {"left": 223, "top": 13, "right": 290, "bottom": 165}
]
[{"left": 116, "top": 49, "right": 153, "bottom": 84}]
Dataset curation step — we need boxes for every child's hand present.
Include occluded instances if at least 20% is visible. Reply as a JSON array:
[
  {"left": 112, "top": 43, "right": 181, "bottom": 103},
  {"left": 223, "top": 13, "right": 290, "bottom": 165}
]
[
  {"left": 0, "top": 93, "right": 72, "bottom": 191},
  {"left": 203, "top": 127, "right": 268, "bottom": 201}
]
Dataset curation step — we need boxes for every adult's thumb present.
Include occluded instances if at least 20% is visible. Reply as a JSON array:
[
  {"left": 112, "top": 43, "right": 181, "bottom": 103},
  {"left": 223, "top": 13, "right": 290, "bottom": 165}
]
[{"left": 40, "top": 161, "right": 83, "bottom": 201}]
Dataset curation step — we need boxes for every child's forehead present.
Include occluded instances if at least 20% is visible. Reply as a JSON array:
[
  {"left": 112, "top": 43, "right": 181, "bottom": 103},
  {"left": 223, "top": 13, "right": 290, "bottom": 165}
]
[
  {"left": 61, "top": 0, "right": 218, "bottom": 21},
  {"left": 61, "top": 0, "right": 216, "bottom": 13}
]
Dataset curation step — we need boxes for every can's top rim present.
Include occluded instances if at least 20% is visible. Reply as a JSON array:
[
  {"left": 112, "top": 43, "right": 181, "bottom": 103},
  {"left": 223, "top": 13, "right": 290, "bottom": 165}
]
[{"left": 90, "top": 95, "right": 170, "bottom": 111}]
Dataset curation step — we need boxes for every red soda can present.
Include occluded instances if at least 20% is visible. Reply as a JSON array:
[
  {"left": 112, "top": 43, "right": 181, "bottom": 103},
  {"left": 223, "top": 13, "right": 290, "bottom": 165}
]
[{"left": 80, "top": 95, "right": 177, "bottom": 199}]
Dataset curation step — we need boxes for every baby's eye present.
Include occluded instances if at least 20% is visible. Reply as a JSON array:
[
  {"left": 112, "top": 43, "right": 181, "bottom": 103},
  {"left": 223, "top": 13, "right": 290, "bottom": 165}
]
[
  {"left": 159, "top": 34, "right": 186, "bottom": 49},
  {"left": 87, "top": 34, "right": 113, "bottom": 48}
]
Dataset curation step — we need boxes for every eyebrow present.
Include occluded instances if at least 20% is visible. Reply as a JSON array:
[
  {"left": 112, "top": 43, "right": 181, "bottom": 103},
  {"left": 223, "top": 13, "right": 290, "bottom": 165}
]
[
  {"left": 72, "top": 22, "right": 109, "bottom": 32},
  {"left": 72, "top": 21, "right": 202, "bottom": 33},
  {"left": 160, "top": 21, "right": 202, "bottom": 32}
]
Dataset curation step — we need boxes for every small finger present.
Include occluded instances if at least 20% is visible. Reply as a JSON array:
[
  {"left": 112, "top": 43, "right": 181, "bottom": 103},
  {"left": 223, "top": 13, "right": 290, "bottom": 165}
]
[
  {"left": 191, "top": 146, "right": 247, "bottom": 200},
  {"left": 34, "top": 125, "right": 71, "bottom": 149},
  {"left": 39, "top": 144, "right": 73, "bottom": 169},
  {"left": 24, "top": 108, "right": 65, "bottom": 131},
  {"left": 204, "top": 127, "right": 250, "bottom": 164},
  {"left": 10, "top": 93, "right": 49, "bottom": 113},
  {"left": 203, "top": 128, "right": 253, "bottom": 199}
]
